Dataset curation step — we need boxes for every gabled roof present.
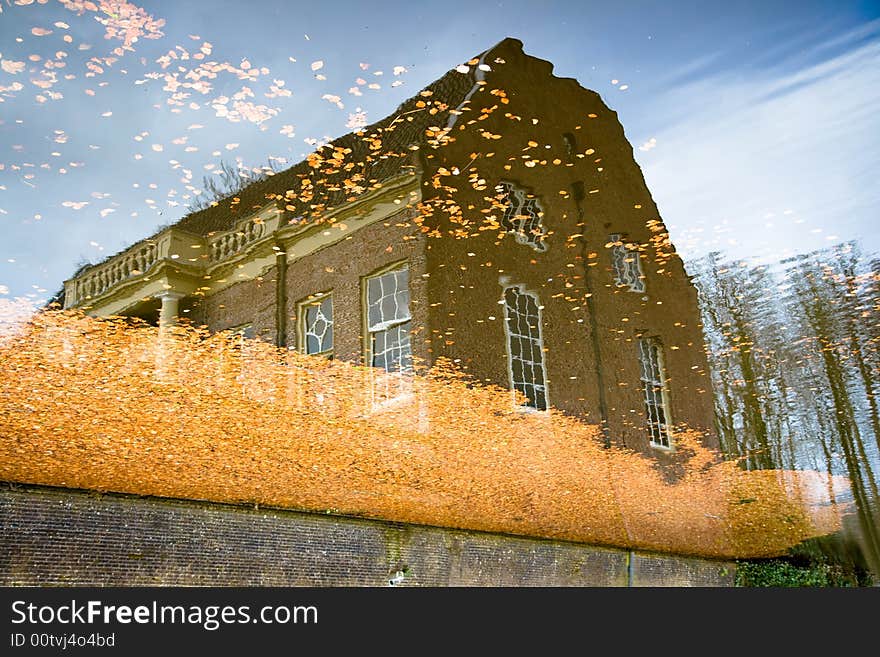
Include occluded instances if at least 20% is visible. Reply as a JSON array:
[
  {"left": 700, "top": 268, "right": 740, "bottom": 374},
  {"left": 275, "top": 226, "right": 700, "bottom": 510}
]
[{"left": 174, "top": 38, "right": 526, "bottom": 237}]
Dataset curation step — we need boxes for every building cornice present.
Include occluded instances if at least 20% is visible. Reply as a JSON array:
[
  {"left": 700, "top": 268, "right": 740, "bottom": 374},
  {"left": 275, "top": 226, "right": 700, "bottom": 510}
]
[{"left": 64, "top": 171, "right": 422, "bottom": 316}]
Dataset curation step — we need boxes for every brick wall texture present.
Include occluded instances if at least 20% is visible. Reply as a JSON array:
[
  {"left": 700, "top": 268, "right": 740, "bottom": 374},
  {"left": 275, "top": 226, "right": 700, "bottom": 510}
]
[
  {"left": 0, "top": 485, "right": 735, "bottom": 587},
  {"left": 184, "top": 39, "right": 717, "bottom": 459}
]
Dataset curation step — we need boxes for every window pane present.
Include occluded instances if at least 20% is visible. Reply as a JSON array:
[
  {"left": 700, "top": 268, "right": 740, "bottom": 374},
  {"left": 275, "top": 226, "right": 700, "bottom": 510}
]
[
  {"left": 367, "top": 276, "right": 381, "bottom": 306},
  {"left": 610, "top": 233, "right": 646, "bottom": 293},
  {"left": 638, "top": 336, "right": 671, "bottom": 447},
  {"left": 395, "top": 269, "right": 410, "bottom": 311},
  {"left": 372, "top": 321, "right": 412, "bottom": 373},
  {"left": 367, "top": 267, "right": 410, "bottom": 332},
  {"left": 323, "top": 318, "right": 333, "bottom": 353},
  {"left": 368, "top": 296, "right": 383, "bottom": 329},
  {"left": 511, "top": 357, "right": 524, "bottom": 382},
  {"left": 497, "top": 181, "right": 546, "bottom": 251},
  {"left": 532, "top": 385, "right": 547, "bottom": 411},
  {"left": 371, "top": 334, "right": 386, "bottom": 370},
  {"left": 381, "top": 290, "right": 397, "bottom": 325}
]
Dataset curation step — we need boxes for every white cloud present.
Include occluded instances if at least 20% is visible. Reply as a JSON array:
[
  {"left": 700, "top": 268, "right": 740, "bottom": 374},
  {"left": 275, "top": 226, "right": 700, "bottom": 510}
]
[
  {"left": 636, "top": 25, "right": 880, "bottom": 263},
  {"left": 638, "top": 137, "right": 657, "bottom": 152}
]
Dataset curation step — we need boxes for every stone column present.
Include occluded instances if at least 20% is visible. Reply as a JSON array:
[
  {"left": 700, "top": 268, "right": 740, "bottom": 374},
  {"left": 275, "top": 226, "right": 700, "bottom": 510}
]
[
  {"left": 156, "top": 291, "right": 185, "bottom": 329},
  {"left": 154, "top": 291, "right": 185, "bottom": 381}
]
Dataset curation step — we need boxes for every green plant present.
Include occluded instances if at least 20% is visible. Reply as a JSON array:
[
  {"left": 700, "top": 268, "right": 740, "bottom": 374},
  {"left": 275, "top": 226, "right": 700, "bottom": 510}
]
[{"left": 735, "top": 558, "right": 870, "bottom": 587}]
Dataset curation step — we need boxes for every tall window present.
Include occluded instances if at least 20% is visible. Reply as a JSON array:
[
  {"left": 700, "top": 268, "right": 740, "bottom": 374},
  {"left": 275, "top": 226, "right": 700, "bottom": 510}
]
[
  {"left": 608, "top": 233, "right": 645, "bottom": 293},
  {"left": 496, "top": 181, "right": 547, "bottom": 251},
  {"left": 503, "top": 285, "right": 548, "bottom": 410},
  {"left": 638, "top": 336, "right": 673, "bottom": 448},
  {"left": 365, "top": 264, "right": 412, "bottom": 373},
  {"left": 299, "top": 293, "right": 333, "bottom": 357}
]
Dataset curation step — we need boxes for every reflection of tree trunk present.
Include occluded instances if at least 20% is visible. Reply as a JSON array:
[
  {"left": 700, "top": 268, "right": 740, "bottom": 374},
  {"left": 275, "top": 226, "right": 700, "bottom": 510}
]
[
  {"left": 694, "top": 256, "right": 742, "bottom": 460},
  {"left": 714, "top": 358, "right": 738, "bottom": 458},
  {"left": 832, "top": 261, "right": 880, "bottom": 499},
  {"left": 770, "top": 396, "right": 786, "bottom": 469},
  {"left": 854, "top": 431, "right": 879, "bottom": 500},
  {"left": 829, "top": 375, "right": 880, "bottom": 566},
  {"left": 854, "top": 349, "right": 880, "bottom": 454},
  {"left": 842, "top": 263, "right": 880, "bottom": 454},
  {"left": 798, "top": 262, "right": 880, "bottom": 567},
  {"left": 816, "top": 425, "right": 838, "bottom": 506},
  {"left": 777, "top": 375, "right": 798, "bottom": 470},
  {"left": 818, "top": 332, "right": 880, "bottom": 566},
  {"left": 693, "top": 247, "right": 880, "bottom": 573},
  {"left": 733, "top": 311, "right": 772, "bottom": 470}
]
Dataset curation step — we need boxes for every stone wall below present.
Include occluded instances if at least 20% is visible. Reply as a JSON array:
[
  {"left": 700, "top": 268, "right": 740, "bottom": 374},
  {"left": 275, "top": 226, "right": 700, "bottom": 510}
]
[{"left": 0, "top": 484, "right": 735, "bottom": 587}]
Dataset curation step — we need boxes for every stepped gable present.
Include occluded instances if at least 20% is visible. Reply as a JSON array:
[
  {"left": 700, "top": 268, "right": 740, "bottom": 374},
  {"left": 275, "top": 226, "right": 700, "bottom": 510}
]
[{"left": 172, "top": 41, "right": 524, "bottom": 237}]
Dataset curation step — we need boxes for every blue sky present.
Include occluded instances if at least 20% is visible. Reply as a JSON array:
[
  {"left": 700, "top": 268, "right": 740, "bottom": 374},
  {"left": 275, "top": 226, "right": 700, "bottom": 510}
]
[{"left": 1, "top": 0, "right": 878, "bottom": 311}]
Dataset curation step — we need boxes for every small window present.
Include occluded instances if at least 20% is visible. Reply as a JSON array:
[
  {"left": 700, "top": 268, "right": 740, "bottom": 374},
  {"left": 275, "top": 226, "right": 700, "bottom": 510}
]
[
  {"left": 638, "top": 336, "right": 673, "bottom": 448},
  {"left": 229, "top": 323, "right": 255, "bottom": 340},
  {"left": 562, "top": 132, "right": 578, "bottom": 163},
  {"left": 503, "top": 285, "right": 548, "bottom": 410},
  {"left": 365, "top": 265, "right": 412, "bottom": 373},
  {"left": 299, "top": 293, "right": 333, "bottom": 357},
  {"left": 496, "top": 181, "right": 547, "bottom": 251},
  {"left": 608, "top": 233, "right": 645, "bottom": 293}
]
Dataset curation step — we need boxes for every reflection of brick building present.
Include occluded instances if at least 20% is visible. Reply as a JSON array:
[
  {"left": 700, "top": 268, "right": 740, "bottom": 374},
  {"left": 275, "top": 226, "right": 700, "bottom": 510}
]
[{"left": 62, "top": 38, "right": 716, "bottom": 455}]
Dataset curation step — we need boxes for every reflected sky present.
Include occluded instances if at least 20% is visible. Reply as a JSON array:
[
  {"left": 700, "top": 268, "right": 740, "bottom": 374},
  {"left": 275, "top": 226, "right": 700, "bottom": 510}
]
[{"left": 0, "top": 0, "right": 878, "bottom": 305}]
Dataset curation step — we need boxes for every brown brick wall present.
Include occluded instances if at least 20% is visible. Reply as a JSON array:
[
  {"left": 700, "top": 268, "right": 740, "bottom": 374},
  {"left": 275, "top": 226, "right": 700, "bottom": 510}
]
[
  {"left": 189, "top": 273, "right": 277, "bottom": 342},
  {"left": 282, "top": 208, "right": 428, "bottom": 365},
  {"left": 0, "top": 485, "right": 735, "bottom": 586},
  {"left": 181, "top": 39, "right": 716, "bottom": 458},
  {"left": 419, "top": 41, "right": 716, "bottom": 452}
]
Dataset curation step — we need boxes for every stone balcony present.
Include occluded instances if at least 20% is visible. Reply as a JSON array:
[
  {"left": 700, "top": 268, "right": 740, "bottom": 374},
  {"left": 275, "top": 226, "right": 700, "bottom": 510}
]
[{"left": 63, "top": 209, "right": 282, "bottom": 321}]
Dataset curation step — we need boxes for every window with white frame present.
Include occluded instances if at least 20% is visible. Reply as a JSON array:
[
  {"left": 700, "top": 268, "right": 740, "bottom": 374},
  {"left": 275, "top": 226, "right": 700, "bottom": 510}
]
[
  {"left": 503, "top": 285, "right": 548, "bottom": 410},
  {"left": 608, "top": 233, "right": 645, "bottom": 292},
  {"left": 299, "top": 293, "right": 333, "bottom": 357},
  {"left": 365, "top": 265, "right": 412, "bottom": 373},
  {"left": 496, "top": 181, "right": 547, "bottom": 251},
  {"left": 638, "top": 335, "right": 673, "bottom": 448}
]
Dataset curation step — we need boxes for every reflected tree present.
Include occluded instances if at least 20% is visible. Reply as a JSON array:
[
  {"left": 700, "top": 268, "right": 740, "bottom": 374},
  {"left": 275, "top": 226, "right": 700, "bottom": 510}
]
[{"left": 692, "top": 242, "right": 880, "bottom": 573}]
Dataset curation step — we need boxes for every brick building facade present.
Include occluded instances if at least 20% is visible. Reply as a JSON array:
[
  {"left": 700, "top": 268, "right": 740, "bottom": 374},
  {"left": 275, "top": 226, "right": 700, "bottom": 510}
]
[{"left": 62, "top": 38, "right": 716, "bottom": 454}]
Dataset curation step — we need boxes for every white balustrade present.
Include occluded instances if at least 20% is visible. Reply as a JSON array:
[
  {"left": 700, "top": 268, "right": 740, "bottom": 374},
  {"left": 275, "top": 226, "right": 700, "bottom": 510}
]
[
  {"left": 208, "top": 221, "right": 265, "bottom": 262},
  {"left": 72, "top": 242, "right": 159, "bottom": 303},
  {"left": 67, "top": 218, "right": 266, "bottom": 307}
]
